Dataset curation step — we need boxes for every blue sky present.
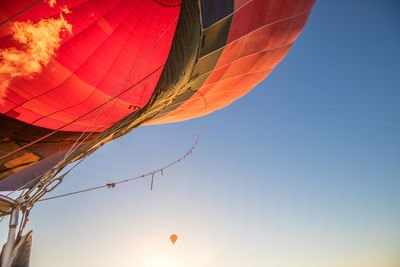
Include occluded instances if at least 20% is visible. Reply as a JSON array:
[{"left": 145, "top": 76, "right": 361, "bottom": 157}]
[{"left": 1, "top": 1, "right": 400, "bottom": 266}]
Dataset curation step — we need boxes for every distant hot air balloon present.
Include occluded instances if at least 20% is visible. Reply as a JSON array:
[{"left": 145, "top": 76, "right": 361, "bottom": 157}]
[
  {"left": 170, "top": 234, "right": 178, "bottom": 245},
  {"left": 0, "top": 0, "right": 315, "bottom": 266}
]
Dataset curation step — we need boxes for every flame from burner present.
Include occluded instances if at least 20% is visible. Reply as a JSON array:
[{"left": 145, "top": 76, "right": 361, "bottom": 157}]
[{"left": 0, "top": 7, "right": 72, "bottom": 102}]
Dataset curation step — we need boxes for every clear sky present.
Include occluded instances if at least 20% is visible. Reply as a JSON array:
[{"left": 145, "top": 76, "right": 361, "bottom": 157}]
[{"left": 1, "top": 1, "right": 400, "bottom": 267}]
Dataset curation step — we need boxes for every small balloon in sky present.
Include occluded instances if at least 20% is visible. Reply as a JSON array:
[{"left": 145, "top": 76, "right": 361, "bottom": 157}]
[{"left": 170, "top": 234, "right": 177, "bottom": 245}]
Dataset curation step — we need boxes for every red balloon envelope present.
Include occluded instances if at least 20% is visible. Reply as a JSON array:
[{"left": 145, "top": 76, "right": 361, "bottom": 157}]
[{"left": 0, "top": 0, "right": 315, "bottom": 191}]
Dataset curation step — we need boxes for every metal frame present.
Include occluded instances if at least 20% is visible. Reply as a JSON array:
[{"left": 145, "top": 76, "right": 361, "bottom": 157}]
[{"left": 1, "top": 208, "right": 19, "bottom": 267}]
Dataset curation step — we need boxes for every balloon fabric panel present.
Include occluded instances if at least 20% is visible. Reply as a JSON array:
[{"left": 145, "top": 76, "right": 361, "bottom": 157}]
[
  {"left": 147, "top": 0, "right": 315, "bottom": 124},
  {"left": 0, "top": 0, "right": 180, "bottom": 132}
]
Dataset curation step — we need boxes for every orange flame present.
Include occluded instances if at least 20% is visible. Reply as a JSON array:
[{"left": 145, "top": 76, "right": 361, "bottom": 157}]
[
  {"left": 0, "top": 11, "right": 72, "bottom": 102},
  {"left": 48, "top": 0, "right": 57, "bottom": 8},
  {"left": 61, "top": 6, "right": 71, "bottom": 14}
]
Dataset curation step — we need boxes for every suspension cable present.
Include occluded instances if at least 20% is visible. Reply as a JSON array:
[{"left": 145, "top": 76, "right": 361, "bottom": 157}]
[{"left": 37, "top": 129, "right": 202, "bottom": 202}]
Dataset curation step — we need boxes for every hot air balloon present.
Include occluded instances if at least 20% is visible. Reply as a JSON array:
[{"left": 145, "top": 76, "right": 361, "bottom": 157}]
[
  {"left": 170, "top": 234, "right": 178, "bottom": 245},
  {"left": 0, "top": 0, "right": 315, "bottom": 266}
]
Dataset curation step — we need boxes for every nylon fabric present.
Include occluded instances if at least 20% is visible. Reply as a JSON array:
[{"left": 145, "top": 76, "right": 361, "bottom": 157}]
[
  {"left": 0, "top": 0, "right": 180, "bottom": 132},
  {"left": 148, "top": 0, "right": 316, "bottom": 124}
]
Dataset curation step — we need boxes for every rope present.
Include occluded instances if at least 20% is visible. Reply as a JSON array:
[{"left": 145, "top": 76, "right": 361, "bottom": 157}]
[
  {"left": 5, "top": 150, "right": 89, "bottom": 197},
  {"left": 37, "top": 129, "right": 202, "bottom": 202}
]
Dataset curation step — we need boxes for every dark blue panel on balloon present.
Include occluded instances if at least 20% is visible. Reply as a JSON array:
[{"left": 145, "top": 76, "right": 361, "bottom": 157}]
[{"left": 200, "top": 0, "right": 234, "bottom": 29}]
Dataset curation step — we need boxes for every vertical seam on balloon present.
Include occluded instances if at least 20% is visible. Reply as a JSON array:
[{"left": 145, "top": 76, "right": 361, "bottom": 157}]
[{"left": 127, "top": 2, "right": 158, "bottom": 109}]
